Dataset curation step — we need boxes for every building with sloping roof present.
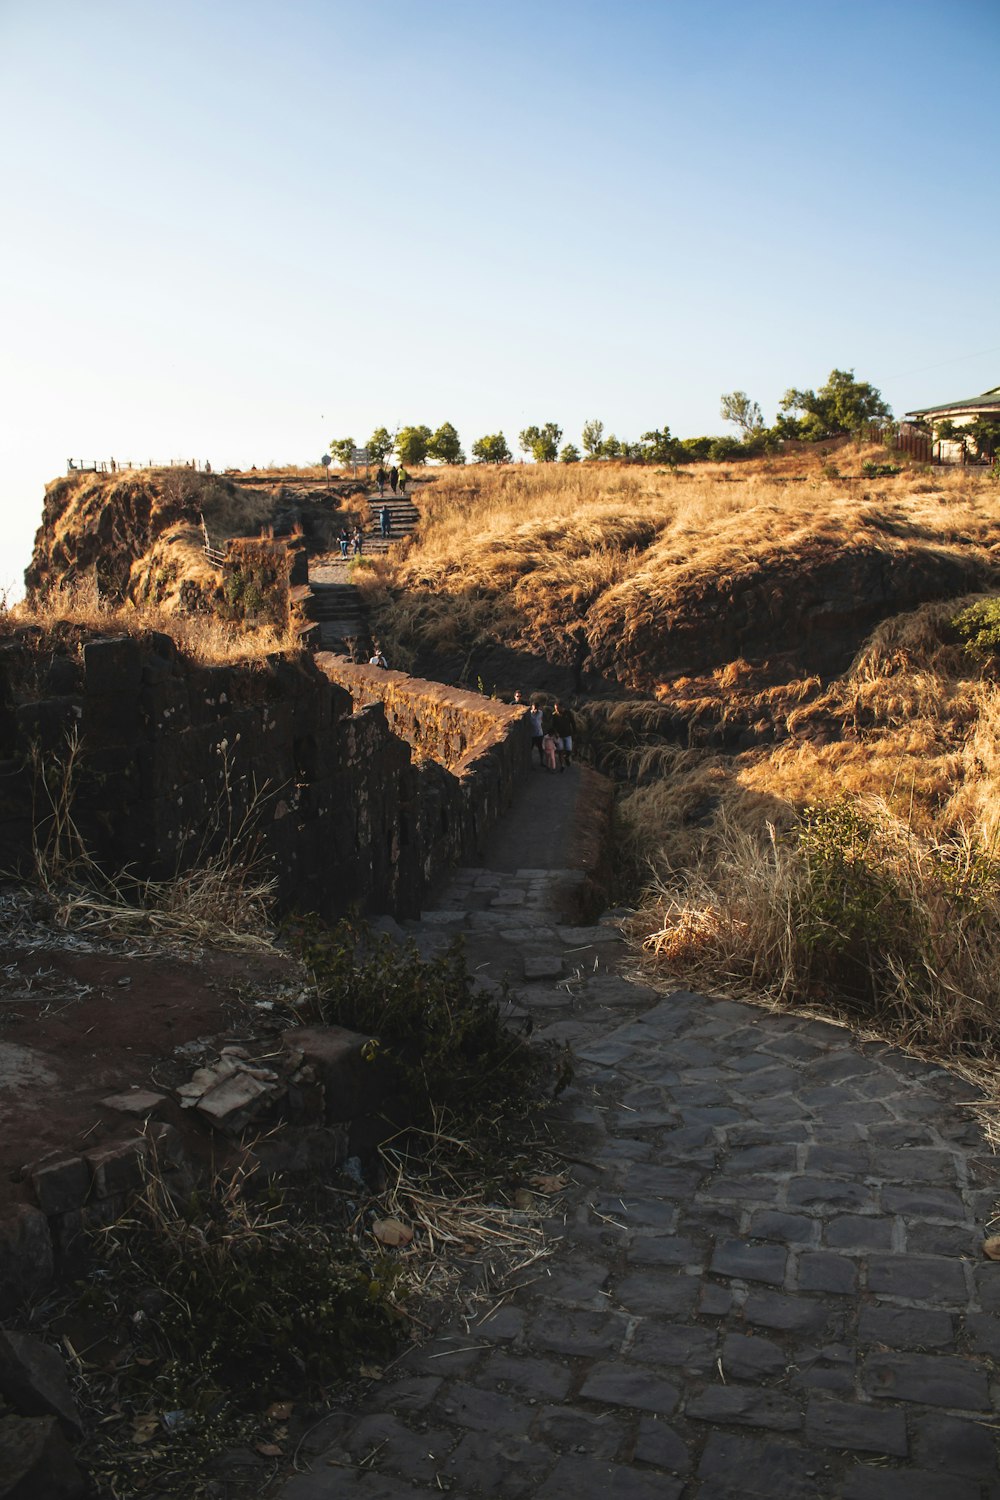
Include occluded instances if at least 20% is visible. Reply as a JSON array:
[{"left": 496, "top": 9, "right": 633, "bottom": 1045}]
[
  {"left": 905, "top": 385, "right": 1000, "bottom": 463},
  {"left": 906, "top": 384, "right": 1000, "bottom": 422}
]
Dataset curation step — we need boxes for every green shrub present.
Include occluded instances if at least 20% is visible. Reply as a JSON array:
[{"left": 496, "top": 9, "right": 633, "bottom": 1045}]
[
  {"left": 952, "top": 596, "right": 1000, "bottom": 655},
  {"left": 292, "top": 918, "right": 567, "bottom": 1130},
  {"left": 794, "top": 802, "right": 915, "bottom": 1004}
]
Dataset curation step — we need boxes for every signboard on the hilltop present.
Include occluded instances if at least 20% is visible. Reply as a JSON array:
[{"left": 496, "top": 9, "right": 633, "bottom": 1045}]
[
  {"left": 320, "top": 453, "right": 331, "bottom": 467},
  {"left": 351, "top": 447, "right": 369, "bottom": 465}
]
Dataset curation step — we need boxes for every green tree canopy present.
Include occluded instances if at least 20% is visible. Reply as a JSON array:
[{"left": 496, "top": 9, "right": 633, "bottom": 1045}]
[
  {"left": 778, "top": 369, "right": 892, "bottom": 440},
  {"left": 640, "top": 426, "right": 680, "bottom": 464},
  {"left": 395, "top": 425, "right": 433, "bottom": 466},
  {"left": 518, "top": 422, "right": 562, "bottom": 463},
  {"left": 720, "top": 391, "right": 765, "bottom": 440},
  {"left": 367, "top": 426, "right": 395, "bottom": 465},
  {"left": 328, "top": 437, "right": 356, "bottom": 467},
  {"left": 581, "top": 419, "right": 605, "bottom": 459},
  {"left": 559, "top": 443, "right": 581, "bottom": 463},
  {"left": 427, "top": 421, "right": 465, "bottom": 465},
  {"left": 471, "top": 432, "right": 512, "bottom": 465}
]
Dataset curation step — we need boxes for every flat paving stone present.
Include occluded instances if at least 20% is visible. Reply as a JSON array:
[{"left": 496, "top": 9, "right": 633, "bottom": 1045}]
[{"left": 274, "top": 827, "right": 1000, "bottom": 1499}]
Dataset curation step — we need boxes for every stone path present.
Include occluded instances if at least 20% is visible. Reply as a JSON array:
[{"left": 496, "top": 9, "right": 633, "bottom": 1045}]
[
  {"left": 277, "top": 774, "right": 1000, "bottom": 1499},
  {"left": 309, "top": 493, "right": 419, "bottom": 653}
]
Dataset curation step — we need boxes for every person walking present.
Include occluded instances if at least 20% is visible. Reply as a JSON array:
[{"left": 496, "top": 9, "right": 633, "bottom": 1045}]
[
  {"left": 375, "top": 466, "right": 386, "bottom": 497},
  {"left": 352, "top": 526, "right": 363, "bottom": 556},
  {"left": 338, "top": 526, "right": 349, "bottom": 559},
  {"left": 380, "top": 504, "right": 391, "bottom": 538},
  {"left": 551, "top": 701, "right": 576, "bottom": 769},
  {"left": 389, "top": 465, "right": 398, "bottom": 494},
  {"left": 398, "top": 465, "right": 409, "bottom": 495}
]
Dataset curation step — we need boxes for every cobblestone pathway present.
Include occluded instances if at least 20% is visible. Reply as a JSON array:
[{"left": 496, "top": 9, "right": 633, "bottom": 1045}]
[{"left": 279, "top": 850, "right": 1000, "bottom": 1499}]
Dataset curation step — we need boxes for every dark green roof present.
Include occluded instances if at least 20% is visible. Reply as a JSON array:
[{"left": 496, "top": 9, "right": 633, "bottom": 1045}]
[{"left": 906, "top": 385, "right": 1000, "bottom": 417}]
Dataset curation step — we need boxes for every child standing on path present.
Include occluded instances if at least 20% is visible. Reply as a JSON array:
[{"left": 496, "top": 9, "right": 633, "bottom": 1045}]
[{"left": 542, "top": 730, "right": 560, "bottom": 773}]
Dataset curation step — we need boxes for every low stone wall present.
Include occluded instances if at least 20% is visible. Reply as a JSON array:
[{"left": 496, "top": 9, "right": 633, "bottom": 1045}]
[
  {"left": 318, "top": 657, "right": 525, "bottom": 771},
  {"left": 316, "top": 657, "right": 532, "bottom": 885},
  {"left": 0, "top": 632, "right": 530, "bottom": 922}
]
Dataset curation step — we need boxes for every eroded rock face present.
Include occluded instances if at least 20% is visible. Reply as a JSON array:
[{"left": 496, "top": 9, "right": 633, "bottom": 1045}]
[{"left": 584, "top": 541, "right": 989, "bottom": 694}]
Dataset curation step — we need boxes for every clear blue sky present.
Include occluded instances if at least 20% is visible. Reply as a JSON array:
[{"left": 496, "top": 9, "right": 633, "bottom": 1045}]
[{"left": 2, "top": 0, "right": 998, "bottom": 590}]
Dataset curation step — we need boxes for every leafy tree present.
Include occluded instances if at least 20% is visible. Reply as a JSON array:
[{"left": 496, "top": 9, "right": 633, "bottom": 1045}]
[
  {"left": 518, "top": 422, "right": 562, "bottom": 463},
  {"left": 367, "top": 426, "right": 395, "bottom": 465},
  {"left": 720, "top": 391, "right": 765, "bottom": 440},
  {"left": 581, "top": 419, "right": 605, "bottom": 459},
  {"left": 329, "top": 437, "right": 356, "bottom": 467},
  {"left": 395, "top": 425, "right": 433, "bottom": 466},
  {"left": 600, "top": 434, "right": 622, "bottom": 460},
  {"left": 676, "top": 436, "right": 714, "bottom": 463},
  {"left": 471, "top": 432, "right": 512, "bottom": 465},
  {"left": 559, "top": 443, "right": 581, "bottom": 463},
  {"left": 640, "top": 426, "right": 680, "bottom": 464},
  {"left": 427, "top": 421, "right": 465, "bottom": 465},
  {"left": 778, "top": 369, "right": 891, "bottom": 441},
  {"left": 966, "top": 415, "right": 1000, "bottom": 461}
]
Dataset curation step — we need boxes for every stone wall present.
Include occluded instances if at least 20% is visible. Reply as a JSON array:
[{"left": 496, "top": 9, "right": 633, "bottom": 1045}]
[
  {"left": 0, "top": 631, "right": 530, "bottom": 921},
  {"left": 317, "top": 657, "right": 532, "bottom": 888}
]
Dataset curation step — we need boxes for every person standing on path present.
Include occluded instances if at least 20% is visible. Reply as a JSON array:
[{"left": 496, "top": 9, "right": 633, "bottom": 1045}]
[
  {"left": 380, "top": 504, "right": 391, "bottom": 538},
  {"left": 389, "top": 465, "right": 399, "bottom": 494},
  {"left": 375, "top": 466, "right": 386, "bottom": 497},
  {"left": 528, "top": 701, "right": 545, "bottom": 767},
  {"left": 552, "top": 701, "right": 576, "bottom": 768},
  {"left": 398, "top": 466, "right": 409, "bottom": 495}
]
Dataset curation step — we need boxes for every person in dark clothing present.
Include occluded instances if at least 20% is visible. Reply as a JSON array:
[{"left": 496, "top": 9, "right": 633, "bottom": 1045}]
[
  {"left": 375, "top": 467, "right": 387, "bottom": 496},
  {"left": 389, "top": 466, "right": 399, "bottom": 494},
  {"left": 551, "top": 702, "right": 576, "bottom": 769},
  {"left": 380, "top": 505, "right": 391, "bottom": 538}
]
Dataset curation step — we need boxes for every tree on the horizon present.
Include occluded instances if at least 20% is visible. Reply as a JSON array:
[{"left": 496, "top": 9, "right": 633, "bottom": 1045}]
[
  {"left": 471, "top": 433, "right": 512, "bottom": 464},
  {"left": 776, "top": 369, "right": 892, "bottom": 440},
  {"left": 328, "top": 436, "right": 356, "bottom": 467},
  {"left": 640, "top": 426, "right": 680, "bottom": 464},
  {"left": 720, "top": 391, "right": 766, "bottom": 440},
  {"left": 395, "top": 425, "right": 433, "bottom": 465},
  {"left": 518, "top": 423, "right": 562, "bottom": 463},
  {"left": 581, "top": 419, "right": 605, "bottom": 459},
  {"left": 367, "top": 426, "right": 395, "bottom": 465},
  {"left": 560, "top": 443, "right": 581, "bottom": 463},
  {"left": 427, "top": 421, "right": 465, "bottom": 465}
]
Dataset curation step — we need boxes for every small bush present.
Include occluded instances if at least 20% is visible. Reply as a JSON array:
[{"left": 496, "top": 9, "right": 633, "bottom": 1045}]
[
  {"left": 292, "top": 917, "right": 567, "bottom": 1130},
  {"left": 953, "top": 596, "right": 1000, "bottom": 655}
]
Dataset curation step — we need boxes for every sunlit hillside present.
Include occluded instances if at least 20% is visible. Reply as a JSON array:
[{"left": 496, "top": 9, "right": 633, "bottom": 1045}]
[{"left": 368, "top": 447, "right": 1000, "bottom": 1078}]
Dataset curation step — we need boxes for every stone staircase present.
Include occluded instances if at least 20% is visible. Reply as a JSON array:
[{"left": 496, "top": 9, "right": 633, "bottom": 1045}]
[{"left": 306, "top": 490, "right": 420, "bottom": 655}]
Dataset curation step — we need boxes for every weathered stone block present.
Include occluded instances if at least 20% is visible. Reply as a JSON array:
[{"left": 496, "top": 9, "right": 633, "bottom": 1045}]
[
  {"left": 282, "top": 1024, "right": 390, "bottom": 1122},
  {"left": 85, "top": 1139, "right": 147, "bottom": 1198},
  {"left": 28, "top": 1157, "right": 90, "bottom": 1216},
  {"left": 84, "top": 636, "right": 142, "bottom": 695},
  {"left": 0, "top": 1413, "right": 87, "bottom": 1499},
  {"left": 0, "top": 1331, "right": 81, "bottom": 1434},
  {"left": 0, "top": 1205, "right": 54, "bottom": 1314}
]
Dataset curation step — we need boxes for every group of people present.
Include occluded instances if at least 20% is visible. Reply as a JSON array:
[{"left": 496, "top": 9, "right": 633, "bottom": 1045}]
[
  {"left": 513, "top": 691, "right": 576, "bottom": 772},
  {"left": 337, "top": 525, "right": 365, "bottom": 558},
  {"left": 375, "top": 465, "right": 408, "bottom": 497}
]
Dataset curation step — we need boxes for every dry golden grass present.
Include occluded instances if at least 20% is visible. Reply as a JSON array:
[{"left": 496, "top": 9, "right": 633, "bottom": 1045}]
[
  {"left": 373, "top": 449, "right": 1000, "bottom": 689},
  {"left": 7, "top": 577, "right": 300, "bottom": 663},
  {"left": 619, "top": 592, "right": 1000, "bottom": 1081}
]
